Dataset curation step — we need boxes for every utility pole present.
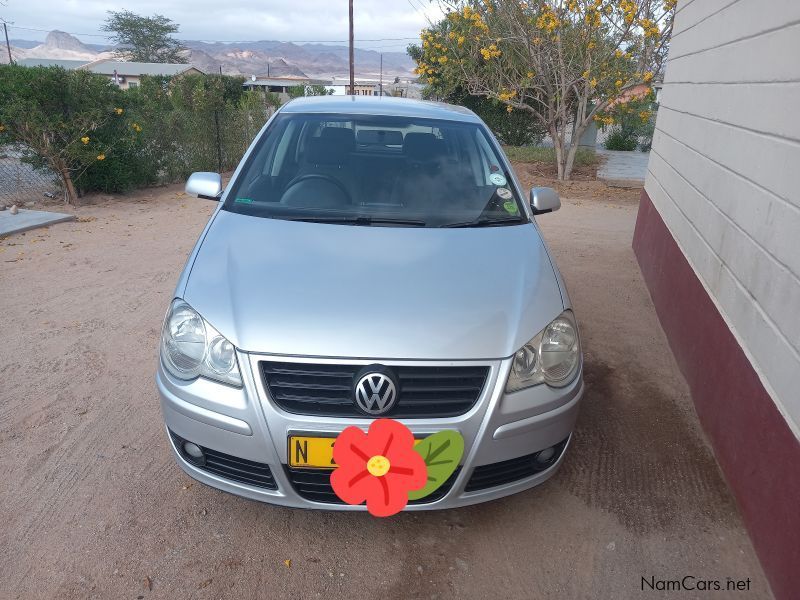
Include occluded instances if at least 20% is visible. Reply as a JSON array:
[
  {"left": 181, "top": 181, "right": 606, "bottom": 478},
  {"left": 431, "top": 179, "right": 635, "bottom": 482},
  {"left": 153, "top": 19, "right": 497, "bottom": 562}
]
[
  {"left": 3, "top": 21, "right": 12, "bottom": 65},
  {"left": 348, "top": 0, "right": 355, "bottom": 94},
  {"left": 379, "top": 53, "right": 383, "bottom": 96}
]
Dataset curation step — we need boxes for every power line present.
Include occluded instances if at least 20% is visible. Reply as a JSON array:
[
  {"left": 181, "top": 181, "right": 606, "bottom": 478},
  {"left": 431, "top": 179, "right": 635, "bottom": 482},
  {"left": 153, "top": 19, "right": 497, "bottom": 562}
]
[{"left": 4, "top": 23, "right": 420, "bottom": 44}]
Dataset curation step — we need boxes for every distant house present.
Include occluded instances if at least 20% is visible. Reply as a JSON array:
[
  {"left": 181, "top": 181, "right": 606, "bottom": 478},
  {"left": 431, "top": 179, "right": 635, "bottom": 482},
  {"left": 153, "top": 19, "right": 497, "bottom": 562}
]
[
  {"left": 78, "top": 60, "right": 204, "bottom": 90},
  {"left": 328, "top": 77, "right": 422, "bottom": 99},
  {"left": 243, "top": 76, "right": 331, "bottom": 103},
  {"left": 14, "top": 57, "right": 203, "bottom": 89},
  {"left": 15, "top": 58, "right": 88, "bottom": 70}
]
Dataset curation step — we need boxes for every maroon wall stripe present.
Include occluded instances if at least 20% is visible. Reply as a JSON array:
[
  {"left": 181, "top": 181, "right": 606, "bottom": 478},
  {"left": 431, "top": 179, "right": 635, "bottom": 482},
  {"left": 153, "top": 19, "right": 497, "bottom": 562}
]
[{"left": 633, "top": 190, "right": 800, "bottom": 600}]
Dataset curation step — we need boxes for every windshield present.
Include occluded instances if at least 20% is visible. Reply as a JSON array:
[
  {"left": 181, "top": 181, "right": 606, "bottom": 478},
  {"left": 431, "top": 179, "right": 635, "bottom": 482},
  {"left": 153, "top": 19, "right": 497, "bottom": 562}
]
[{"left": 223, "top": 113, "right": 527, "bottom": 228}]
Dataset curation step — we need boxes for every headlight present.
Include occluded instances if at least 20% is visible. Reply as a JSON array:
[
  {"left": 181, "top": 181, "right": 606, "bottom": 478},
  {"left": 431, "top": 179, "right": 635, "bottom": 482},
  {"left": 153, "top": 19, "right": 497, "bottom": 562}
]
[
  {"left": 160, "top": 300, "right": 243, "bottom": 387},
  {"left": 506, "top": 310, "right": 580, "bottom": 392}
]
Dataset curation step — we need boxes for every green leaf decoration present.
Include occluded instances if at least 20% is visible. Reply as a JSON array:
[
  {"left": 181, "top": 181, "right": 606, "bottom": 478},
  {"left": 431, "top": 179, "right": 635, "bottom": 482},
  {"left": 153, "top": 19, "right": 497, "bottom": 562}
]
[{"left": 408, "top": 430, "right": 464, "bottom": 501}]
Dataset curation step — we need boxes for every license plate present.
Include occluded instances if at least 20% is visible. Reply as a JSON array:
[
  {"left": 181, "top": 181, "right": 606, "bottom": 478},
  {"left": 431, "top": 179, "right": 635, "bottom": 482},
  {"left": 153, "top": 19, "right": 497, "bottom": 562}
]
[{"left": 288, "top": 435, "right": 422, "bottom": 469}]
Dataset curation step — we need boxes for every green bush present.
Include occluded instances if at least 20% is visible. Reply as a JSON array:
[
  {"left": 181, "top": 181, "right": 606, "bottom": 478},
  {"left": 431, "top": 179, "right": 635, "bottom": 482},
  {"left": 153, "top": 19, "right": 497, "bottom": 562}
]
[
  {"left": 126, "top": 74, "right": 268, "bottom": 182},
  {"left": 604, "top": 128, "right": 639, "bottom": 151},
  {"left": 0, "top": 65, "right": 269, "bottom": 201},
  {"left": 0, "top": 64, "right": 154, "bottom": 201},
  {"left": 638, "top": 109, "right": 656, "bottom": 152},
  {"left": 462, "top": 96, "right": 545, "bottom": 146},
  {"left": 600, "top": 90, "right": 658, "bottom": 152},
  {"left": 441, "top": 89, "right": 545, "bottom": 146}
]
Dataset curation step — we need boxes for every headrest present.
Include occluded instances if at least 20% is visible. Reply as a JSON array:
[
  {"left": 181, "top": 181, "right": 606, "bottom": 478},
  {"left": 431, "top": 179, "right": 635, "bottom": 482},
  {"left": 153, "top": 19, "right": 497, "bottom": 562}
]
[
  {"left": 320, "top": 127, "right": 356, "bottom": 148},
  {"left": 305, "top": 127, "right": 355, "bottom": 165},
  {"left": 306, "top": 127, "right": 355, "bottom": 166},
  {"left": 357, "top": 129, "right": 404, "bottom": 146},
  {"left": 403, "top": 132, "right": 444, "bottom": 162}
]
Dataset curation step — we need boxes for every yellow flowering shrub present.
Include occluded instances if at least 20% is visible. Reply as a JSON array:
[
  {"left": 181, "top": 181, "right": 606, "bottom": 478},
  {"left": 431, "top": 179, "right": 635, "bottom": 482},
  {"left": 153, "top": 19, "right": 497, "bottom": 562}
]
[{"left": 408, "top": 0, "right": 671, "bottom": 178}]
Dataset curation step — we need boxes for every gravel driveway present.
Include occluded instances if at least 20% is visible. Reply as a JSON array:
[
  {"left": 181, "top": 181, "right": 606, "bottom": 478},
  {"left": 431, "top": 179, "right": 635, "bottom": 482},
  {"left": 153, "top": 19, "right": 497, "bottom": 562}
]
[{"left": 0, "top": 179, "right": 771, "bottom": 599}]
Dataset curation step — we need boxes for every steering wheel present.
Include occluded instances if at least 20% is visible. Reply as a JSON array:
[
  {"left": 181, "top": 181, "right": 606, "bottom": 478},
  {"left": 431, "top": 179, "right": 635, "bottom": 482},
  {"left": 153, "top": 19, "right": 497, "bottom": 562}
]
[{"left": 281, "top": 174, "right": 352, "bottom": 207}]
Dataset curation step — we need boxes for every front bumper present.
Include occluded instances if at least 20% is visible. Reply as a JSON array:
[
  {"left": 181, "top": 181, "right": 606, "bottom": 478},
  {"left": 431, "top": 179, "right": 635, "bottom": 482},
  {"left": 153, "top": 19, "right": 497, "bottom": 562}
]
[{"left": 157, "top": 352, "right": 582, "bottom": 510}]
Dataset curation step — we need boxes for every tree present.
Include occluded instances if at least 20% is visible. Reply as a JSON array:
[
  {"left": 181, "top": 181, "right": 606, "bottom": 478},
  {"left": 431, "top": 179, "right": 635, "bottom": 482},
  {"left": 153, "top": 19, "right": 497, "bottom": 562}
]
[
  {"left": 102, "top": 10, "right": 187, "bottom": 63},
  {"left": 410, "top": 0, "right": 675, "bottom": 180},
  {"left": 0, "top": 65, "right": 138, "bottom": 204}
]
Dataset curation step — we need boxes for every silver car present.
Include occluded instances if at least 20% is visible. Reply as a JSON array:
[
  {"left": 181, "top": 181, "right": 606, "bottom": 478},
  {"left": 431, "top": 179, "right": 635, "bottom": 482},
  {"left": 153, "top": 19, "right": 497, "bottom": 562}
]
[{"left": 157, "top": 96, "right": 582, "bottom": 510}]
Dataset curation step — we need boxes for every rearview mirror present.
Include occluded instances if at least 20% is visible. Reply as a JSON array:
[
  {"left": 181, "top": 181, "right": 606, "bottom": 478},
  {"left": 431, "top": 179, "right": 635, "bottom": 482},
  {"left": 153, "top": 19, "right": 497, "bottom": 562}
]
[
  {"left": 186, "top": 172, "right": 223, "bottom": 200},
  {"left": 529, "top": 187, "right": 561, "bottom": 215}
]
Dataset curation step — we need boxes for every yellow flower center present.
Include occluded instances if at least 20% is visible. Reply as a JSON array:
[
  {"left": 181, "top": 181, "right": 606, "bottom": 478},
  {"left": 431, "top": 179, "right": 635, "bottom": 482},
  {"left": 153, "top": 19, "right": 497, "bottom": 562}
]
[{"left": 367, "top": 455, "right": 390, "bottom": 477}]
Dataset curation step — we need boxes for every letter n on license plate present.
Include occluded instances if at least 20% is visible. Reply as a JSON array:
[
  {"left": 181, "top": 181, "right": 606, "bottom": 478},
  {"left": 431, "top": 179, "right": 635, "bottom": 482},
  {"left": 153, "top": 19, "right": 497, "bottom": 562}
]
[{"left": 288, "top": 436, "right": 337, "bottom": 469}]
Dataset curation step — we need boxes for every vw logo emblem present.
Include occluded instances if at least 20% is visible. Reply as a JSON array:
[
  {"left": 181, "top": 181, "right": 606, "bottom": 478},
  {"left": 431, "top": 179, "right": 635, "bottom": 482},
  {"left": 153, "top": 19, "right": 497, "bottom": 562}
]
[{"left": 354, "top": 370, "right": 398, "bottom": 416}]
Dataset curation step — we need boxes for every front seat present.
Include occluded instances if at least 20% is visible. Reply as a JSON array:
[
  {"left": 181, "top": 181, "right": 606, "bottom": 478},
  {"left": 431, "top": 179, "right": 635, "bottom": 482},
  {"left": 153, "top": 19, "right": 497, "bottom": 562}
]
[
  {"left": 392, "top": 132, "right": 447, "bottom": 212},
  {"left": 300, "top": 127, "right": 356, "bottom": 197}
]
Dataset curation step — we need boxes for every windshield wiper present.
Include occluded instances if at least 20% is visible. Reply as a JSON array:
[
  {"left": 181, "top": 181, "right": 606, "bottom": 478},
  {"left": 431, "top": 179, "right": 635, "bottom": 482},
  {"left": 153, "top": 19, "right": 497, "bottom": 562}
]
[
  {"left": 287, "top": 216, "right": 427, "bottom": 227},
  {"left": 441, "top": 216, "right": 526, "bottom": 228}
]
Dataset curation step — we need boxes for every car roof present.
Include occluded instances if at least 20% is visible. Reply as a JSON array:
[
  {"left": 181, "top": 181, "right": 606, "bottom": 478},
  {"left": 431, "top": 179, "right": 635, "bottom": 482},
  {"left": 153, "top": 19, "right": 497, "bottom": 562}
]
[{"left": 279, "top": 95, "right": 482, "bottom": 123}]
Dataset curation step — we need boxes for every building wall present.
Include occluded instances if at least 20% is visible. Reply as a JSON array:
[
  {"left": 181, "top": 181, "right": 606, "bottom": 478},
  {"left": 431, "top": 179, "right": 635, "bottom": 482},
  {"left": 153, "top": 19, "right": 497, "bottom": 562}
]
[{"left": 633, "top": 1, "right": 800, "bottom": 598}]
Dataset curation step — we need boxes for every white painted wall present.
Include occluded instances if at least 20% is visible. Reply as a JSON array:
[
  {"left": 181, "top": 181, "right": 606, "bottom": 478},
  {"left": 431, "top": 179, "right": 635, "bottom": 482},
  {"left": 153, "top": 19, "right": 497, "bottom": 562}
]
[{"left": 645, "top": 0, "right": 800, "bottom": 438}]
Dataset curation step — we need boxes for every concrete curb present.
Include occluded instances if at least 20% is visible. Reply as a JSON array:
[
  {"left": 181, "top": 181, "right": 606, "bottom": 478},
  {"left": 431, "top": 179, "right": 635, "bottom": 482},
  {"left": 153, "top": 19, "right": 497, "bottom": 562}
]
[{"left": 0, "top": 209, "right": 76, "bottom": 237}]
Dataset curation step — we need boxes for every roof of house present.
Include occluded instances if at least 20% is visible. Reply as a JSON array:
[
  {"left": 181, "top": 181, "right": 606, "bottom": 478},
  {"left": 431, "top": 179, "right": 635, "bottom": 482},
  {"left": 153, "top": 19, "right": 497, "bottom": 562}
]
[
  {"left": 254, "top": 73, "right": 309, "bottom": 81},
  {"left": 244, "top": 76, "right": 330, "bottom": 87},
  {"left": 280, "top": 95, "right": 479, "bottom": 122},
  {"left": 607, "top": 83, "right": 654, "bottom": 108},
  {"left": 79, "top": 60, "right": 202, "bottom": 77},
  {"left": 16, "top": 58, "right": 89, "bottom": 69}
]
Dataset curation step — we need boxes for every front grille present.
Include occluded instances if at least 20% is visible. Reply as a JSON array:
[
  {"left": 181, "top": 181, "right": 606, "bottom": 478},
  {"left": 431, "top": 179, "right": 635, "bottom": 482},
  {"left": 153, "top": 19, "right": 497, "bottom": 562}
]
[
  {"left": 465, "top": 438, "right": 569, "bottom": 492},
  {"left": 169, "top": 430, "right": 277, "bottom": 490},
  {"left": 261, "top": 362, "right": 489, "bottom": 418},
  {"left": 285, "top": 466, "right": 460, "bottom": 505}
]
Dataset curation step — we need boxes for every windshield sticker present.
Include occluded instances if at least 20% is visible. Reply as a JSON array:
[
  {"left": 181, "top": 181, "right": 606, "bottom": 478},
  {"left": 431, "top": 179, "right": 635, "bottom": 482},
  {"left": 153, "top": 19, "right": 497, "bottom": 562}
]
[
  {"left": 489, "top": 173, "right": 507, "bottom": 186},
  {"left": 235, "top": 197, "right": 254, "bottom": 204},
  {"left": 496, "top": 187, "right": 513, "bottom": 200},
  {"left": 503, "top": 200, "right": 519, "bottom": 215}
]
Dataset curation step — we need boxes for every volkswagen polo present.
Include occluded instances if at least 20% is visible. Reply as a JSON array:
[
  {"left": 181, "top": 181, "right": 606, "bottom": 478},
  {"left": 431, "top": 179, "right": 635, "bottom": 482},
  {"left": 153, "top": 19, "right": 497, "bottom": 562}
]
[{"left": 157, "top": 95, "right": 583, "bottom": 510}]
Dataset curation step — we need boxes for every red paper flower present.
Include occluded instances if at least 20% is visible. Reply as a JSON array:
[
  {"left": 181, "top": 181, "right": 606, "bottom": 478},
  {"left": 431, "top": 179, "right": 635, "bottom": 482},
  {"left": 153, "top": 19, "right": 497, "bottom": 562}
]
[{"left": 330, "top": 419, "right": 427, "bottom": 517}]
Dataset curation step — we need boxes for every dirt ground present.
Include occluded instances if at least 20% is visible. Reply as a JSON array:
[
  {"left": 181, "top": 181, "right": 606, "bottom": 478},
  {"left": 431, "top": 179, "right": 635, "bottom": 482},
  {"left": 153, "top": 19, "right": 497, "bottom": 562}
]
[{"left": 0, "top": 173, "right": 772, "bottom": 599}]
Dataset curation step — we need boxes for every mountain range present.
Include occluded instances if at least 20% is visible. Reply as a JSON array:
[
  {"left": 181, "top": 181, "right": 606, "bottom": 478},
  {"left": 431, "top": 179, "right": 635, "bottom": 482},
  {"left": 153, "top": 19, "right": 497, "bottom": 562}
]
[{"left": 3, "top": 30, "right": 417, "bottom": 79}]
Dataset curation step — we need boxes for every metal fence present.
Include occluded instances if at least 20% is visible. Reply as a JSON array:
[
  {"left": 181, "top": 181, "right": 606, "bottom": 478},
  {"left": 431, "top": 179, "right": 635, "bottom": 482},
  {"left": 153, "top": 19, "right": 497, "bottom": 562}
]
[
  {"left": 151, "top": 105, "right": 270, "bottom": 181},
  {"left": 0, "top": 145, "right": 62, "bottom": 205}
]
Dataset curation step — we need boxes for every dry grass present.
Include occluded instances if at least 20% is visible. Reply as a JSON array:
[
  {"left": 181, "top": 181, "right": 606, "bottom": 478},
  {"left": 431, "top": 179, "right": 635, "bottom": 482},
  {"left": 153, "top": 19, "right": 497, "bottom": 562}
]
[{"left": 503, "top": 145, "right": 599, "bottom": 168}]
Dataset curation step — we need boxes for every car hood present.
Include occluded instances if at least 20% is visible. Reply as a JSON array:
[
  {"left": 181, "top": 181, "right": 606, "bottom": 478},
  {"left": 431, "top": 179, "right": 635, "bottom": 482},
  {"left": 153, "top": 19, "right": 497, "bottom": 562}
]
[{"left": 183, "top": 210, "right": 564, "bottom": 360}]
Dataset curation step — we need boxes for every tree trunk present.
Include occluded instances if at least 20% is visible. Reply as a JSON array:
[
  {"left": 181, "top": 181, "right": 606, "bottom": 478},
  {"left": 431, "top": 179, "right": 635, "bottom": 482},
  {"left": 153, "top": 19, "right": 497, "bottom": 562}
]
[
  {"left": 564, "top": 140, "right": 579, "bottom": 181},
  {"left": 550, "top": 126, "right": 565, "bottom": 180},
  {"left": 562, "top": 118, "right": 591, "bottom": 181},
  {"left": 57, "top": 164, "right": 78, "bottom": 205}
]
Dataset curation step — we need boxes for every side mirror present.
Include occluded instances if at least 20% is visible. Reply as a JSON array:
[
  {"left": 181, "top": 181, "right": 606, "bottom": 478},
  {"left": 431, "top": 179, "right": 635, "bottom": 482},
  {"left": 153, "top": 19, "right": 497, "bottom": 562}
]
[
  {"left": 530, "top": 187, "right": 561, "bottom": 215},
  {"left": 186, "top": 172, "right": 223, "bottom": 200}
]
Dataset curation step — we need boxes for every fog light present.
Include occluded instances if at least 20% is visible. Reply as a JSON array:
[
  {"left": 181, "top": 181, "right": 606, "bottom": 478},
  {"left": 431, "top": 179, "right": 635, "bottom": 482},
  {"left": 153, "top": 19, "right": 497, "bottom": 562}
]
[
  {"left": 535, "top": 446, "right": 556, "bottom": 465},
  {"left": 183, "top": 441, "right": 204, "bottom": 459}
]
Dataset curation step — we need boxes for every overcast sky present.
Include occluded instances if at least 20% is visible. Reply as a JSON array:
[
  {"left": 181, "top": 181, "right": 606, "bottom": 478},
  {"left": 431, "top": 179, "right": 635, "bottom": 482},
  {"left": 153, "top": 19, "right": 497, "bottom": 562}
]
[{"left": 2, "top": 0, "right": 444, "bottom": 52}]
